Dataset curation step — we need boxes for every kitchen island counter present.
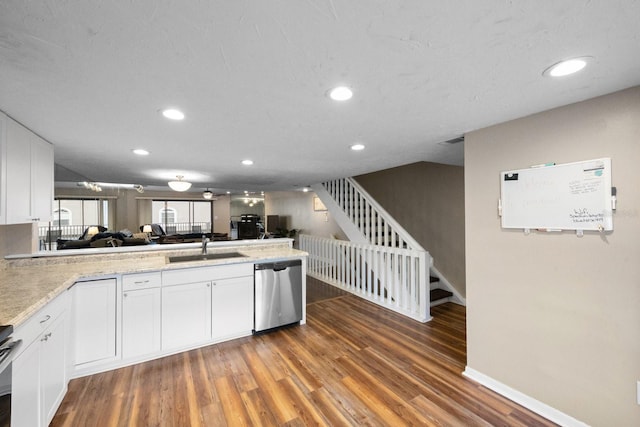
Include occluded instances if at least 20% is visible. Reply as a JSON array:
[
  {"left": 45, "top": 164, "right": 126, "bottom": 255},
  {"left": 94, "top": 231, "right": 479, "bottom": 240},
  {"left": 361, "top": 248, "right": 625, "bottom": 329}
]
[{"left": 0, "top": 239, "right": 305, "bottom": 327}]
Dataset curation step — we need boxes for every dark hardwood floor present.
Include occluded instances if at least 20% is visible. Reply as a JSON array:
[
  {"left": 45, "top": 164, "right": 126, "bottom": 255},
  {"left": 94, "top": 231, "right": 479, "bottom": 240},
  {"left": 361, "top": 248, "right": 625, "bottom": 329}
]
[{"left": 51, "top": 278, "right": 557, "bottom": 426}]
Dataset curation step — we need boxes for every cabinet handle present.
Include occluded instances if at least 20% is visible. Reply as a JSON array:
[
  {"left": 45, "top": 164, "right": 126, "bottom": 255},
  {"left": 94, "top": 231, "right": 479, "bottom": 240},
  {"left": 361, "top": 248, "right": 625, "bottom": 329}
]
[
  {"left": 134, "top": 280, "right": 150, "bottom": 284},
  {"left": 40, "top": 315, "right": 51, "bottom": 324},
  {"left": 41, "top": 332, "right": 52, "bottom": 342}
]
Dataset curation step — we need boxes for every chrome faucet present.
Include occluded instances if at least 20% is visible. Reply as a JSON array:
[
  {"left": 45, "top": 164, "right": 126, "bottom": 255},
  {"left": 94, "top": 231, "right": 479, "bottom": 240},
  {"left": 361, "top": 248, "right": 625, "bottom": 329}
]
[{"left": 201, "top": 235, "right": 210, "bottom": 255}]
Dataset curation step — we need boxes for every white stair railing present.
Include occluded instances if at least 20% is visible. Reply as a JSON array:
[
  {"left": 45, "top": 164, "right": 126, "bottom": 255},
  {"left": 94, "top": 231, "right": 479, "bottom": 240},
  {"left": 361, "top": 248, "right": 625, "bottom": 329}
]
[
  {"left": 311, "top": 176, "right": 465, "bottom": 309},
  {"left": 300, "top": 234, "right": 432, "bottom": 323},
  {"left": 315, "top": 178, "right": 425, "bottom": 251}
]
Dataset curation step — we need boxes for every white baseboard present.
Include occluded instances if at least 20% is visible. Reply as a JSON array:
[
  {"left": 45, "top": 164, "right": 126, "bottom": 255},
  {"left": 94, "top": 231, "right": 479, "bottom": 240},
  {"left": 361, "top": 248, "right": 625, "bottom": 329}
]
[{"left": 462, "top": 367, "right": 590, "bottom": 427}]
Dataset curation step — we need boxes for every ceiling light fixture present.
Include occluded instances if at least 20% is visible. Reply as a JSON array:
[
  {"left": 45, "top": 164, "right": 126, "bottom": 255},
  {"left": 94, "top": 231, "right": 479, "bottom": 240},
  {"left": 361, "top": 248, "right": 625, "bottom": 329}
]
[
  {"left": 543, "top": 57, "right": 591, "bottom": 77},
  {"left": 203, "top": 189, "right": 213, "bottom": 199},
  {"left": 168, "top": 175, "right": 192, "bottom": 192},
  {"left": 162, "top": 108, "right": 185, "bottom": 120},
  {"left": 132, "top": 148, "right": 150, "bottom": 156},
  {"left": 328, "top": 86, "right": 353, "bottom": 101},
  {"left": 79, "top": 181, "right": 144, "bottom": 193},
  {"left": 350, "top": 143, "right": 365, "bottom": 151},
  {"left": 242, "top": 159, "right": 254, "bottom": 166}
]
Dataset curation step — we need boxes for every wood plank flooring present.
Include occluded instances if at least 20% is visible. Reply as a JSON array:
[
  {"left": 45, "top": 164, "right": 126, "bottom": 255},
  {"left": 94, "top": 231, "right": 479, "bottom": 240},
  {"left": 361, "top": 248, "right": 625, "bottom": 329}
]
[{"left": 51, "top": 279, "right": 557, "bottom": 426}]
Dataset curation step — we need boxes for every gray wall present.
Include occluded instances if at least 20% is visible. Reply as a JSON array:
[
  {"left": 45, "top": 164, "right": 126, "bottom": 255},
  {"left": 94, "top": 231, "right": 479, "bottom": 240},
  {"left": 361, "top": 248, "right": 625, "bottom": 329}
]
[
  {"left": 465, "top": 87, "right": 640, "bottom": 426},
  {"left": 355, "top": 162, "right": 466, "bottom": 297}
]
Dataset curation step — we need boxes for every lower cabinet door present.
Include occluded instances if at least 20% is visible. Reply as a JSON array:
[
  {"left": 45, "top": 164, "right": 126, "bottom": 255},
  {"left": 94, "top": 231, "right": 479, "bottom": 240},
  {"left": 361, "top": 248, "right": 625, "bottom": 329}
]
[
  {"left": 73, "top": 279, "right": 117, "bottom": 366},
  {"left": 40, "top": 314, "right": 67, "bottom": 425},
  {"left": 212, "top": 276, "right": 253, "bottom": 341},
  {"left": 12, "top": 340, "right": 41, "bottom": 427},
  {"left": 122, "top": 287, "right": 161, "bottom": 359},
  {"left": 161, "top": 281, "right": 212, "bottom": 351}
]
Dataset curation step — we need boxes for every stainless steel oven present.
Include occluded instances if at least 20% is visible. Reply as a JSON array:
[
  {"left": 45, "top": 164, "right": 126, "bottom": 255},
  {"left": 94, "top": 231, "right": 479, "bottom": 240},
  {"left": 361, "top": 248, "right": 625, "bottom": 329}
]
[{"left": 0, "top": 325, "right": 21, "bottom": 427}]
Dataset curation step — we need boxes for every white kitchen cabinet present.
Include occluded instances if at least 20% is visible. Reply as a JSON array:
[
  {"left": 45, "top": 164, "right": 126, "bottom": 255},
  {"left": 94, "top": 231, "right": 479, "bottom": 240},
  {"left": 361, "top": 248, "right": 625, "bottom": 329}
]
[
  {"left": 0, "top": 114, "right": 5, "bottom": 224},
  {"left": 2, "top": 114, "right": 54, "bottom": 224},
  {"left": 12, "top": 337, "right": 40, "bottom": 427},
  {"left": 29, "top": 133, "right": 54, "bottom": 223},
  {"left": 12, "top": 294, "right": 68, "bottom": 427},
  {"left": 161, "top": 281, "right": 212, "bottom": 351},
  {"left": 122, "top": 272, "right": 162, "bottom": 359},
  {"left": 212, "top": 276, "right": 253, "bottom": 341},
  {"left": 40, "top": 314, "right": 67, "bottom": 424},
  {"left": 4, "top": 117, "right": 31, "bottom": 224},
  {"left": 73, "top": 278, "right": 118, "bottom": 366}
]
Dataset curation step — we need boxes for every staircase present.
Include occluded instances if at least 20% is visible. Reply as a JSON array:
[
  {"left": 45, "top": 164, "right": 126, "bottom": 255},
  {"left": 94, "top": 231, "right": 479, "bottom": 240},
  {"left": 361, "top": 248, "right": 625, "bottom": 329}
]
[
  {"left": 430, "top": 276, "right": 454, "bottom": 306},
  {"left": 311, "top": 177, "right": 463, "bottom": 308}
]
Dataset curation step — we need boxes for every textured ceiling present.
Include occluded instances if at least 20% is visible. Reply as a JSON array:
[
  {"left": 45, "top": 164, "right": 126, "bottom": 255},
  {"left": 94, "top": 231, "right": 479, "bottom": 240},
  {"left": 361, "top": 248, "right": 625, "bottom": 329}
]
[{"left": 1, "top": 1, "right": 639, "bottom": 194}]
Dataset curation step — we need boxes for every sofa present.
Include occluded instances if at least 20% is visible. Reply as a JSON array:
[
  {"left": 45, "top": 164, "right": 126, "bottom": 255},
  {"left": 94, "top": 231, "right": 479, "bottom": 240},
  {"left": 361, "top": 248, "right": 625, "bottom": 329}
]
[{"left": 57, "top": 227, "right": 150, "bottom": 250}]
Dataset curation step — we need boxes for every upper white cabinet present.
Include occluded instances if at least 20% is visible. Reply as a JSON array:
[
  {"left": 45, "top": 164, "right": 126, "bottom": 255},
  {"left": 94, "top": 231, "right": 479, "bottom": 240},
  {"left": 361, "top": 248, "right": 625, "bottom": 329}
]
[
  {"left": 0, "top": 115, "right": 6, "bottom": 224},
  {"left": 30, "top": 133, "right": 54, "bottom": 222},
  {"left": 0, "top": 112, "right": 54, "bottom": 224}
]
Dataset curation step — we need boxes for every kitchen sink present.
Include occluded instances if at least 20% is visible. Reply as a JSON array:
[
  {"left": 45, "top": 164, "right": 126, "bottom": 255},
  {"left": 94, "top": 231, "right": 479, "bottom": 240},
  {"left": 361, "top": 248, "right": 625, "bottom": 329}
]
[{"left": 168, "top": 252, "right": 248, "bottom": 263}]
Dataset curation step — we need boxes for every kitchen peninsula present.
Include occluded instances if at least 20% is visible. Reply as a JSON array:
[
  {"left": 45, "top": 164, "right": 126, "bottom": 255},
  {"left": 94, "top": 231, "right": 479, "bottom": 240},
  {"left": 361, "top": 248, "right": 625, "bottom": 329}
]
[{"left": 0, "top": 238, "right": 306, "bottom": 427}]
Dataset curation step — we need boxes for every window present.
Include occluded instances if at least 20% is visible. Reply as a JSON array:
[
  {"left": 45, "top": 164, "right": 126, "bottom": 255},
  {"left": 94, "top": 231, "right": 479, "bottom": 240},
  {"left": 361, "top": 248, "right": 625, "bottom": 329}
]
[
  {"left": 152, "top": 200, "right": 213, "bottom": 234},
  {"left": 159, "top": 207, "right": 177, "bottom": 224},
  {"left": 40, "top": 198, "right": 114, "bottom": 247},
  {"left": 53, "top": 208, "right": 72, "bottom": 226}
]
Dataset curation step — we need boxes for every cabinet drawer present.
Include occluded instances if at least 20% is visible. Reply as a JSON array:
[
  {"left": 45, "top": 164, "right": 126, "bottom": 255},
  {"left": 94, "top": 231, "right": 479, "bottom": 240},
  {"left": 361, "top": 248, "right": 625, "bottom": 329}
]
[
  {"left": 123, "top": 272, "right": 161, "bottom": 291},
  {"left": 13, "top": 291, "right": 68, "bottom": 357},
  {"left": 162, "top": 263, "right": 253, "bottom": 286}
]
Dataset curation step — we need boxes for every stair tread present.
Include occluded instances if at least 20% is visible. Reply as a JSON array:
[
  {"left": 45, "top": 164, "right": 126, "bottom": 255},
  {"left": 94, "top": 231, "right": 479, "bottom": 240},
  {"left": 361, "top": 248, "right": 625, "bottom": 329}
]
[{"left": 430, "top": 288, "right": 453, "bottom": 301}]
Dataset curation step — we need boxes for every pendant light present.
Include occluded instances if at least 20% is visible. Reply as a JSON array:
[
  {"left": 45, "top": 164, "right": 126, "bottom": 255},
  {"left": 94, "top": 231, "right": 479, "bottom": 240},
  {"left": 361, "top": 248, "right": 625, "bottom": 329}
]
[
  {"left": 203, "top": 189, "right": 213, "bottom": 199},
  {"left": 168, "top": 175, "right": 192, "bottom": 192}
]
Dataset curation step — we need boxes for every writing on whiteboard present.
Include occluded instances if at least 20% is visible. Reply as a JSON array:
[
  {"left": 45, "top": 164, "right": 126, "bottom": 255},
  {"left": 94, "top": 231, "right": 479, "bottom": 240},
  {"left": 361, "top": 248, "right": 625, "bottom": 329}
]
[
  {"left": 569, "top": 178, "right": 601, "bottom": 195},
  {"left": 569, "top": 208, "right": 604, "bottom": 224}
]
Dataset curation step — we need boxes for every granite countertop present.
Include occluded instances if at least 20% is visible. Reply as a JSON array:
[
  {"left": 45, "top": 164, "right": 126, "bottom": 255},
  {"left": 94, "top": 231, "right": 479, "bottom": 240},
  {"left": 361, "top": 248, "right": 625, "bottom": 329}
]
[{"left": 0, "top": 242, "right": 306, "bottom": 328}]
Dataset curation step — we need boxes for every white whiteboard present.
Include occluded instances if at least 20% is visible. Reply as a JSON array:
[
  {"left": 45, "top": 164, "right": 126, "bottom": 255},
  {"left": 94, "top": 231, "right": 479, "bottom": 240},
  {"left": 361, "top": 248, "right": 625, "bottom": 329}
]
[{"left": 500, "top": 158, "right": 613, "bottom": 231}]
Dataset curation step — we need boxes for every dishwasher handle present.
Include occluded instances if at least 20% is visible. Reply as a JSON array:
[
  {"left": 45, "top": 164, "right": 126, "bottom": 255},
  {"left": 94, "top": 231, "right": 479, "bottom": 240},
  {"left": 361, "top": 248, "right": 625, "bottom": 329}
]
[{"left": 254, "top": 259, "right": 302, "bottom": 272}]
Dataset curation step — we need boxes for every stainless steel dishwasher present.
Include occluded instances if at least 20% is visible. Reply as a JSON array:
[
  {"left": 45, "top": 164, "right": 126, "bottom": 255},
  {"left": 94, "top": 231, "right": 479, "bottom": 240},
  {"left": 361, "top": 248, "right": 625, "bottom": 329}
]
[{"left": 254, "top": 259, "right": 303, "bottom": 333}]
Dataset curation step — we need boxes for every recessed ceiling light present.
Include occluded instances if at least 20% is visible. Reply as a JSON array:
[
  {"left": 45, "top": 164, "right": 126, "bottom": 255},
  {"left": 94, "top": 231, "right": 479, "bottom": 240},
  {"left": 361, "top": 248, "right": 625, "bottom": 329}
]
[
  {"left": 350, "top": 143, "right": 365, "bottom": 151},
  {"left": 543, "top": 57, "right": 591, "bottom": 77},
  {"left": 328, "top": 86, "right": 353, "bottom": 101},
  {"left": 242, "top": 159, "right": 253, "bottom": 166},
  {"left": 132, "top": 148, "right": 149, "bottom": 156},
  {"left": 161, "top": 108, "right": 185, "bottom": 120}
]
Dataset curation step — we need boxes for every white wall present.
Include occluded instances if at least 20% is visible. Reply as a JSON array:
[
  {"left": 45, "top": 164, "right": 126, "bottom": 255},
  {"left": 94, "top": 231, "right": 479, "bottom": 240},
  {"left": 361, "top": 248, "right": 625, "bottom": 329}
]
[
  {"left": 265, "top": 191, "right": 346, "bottom": 242},
  {"left": 465, "top": 87, "right": 640, "bottom": 426}
]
